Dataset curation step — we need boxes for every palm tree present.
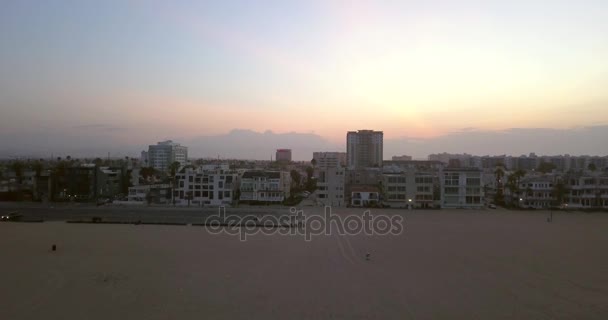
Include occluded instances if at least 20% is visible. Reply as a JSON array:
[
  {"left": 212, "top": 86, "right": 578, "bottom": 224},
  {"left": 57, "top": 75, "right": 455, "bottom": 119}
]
[
  {"left": 505, "top": 173, "right": 518, "bottom": 206},
  {"left": 513, "top": 169, "right": 527, "bottom": 204},
  {"left": 31, "top": 161, "right": 44, "bottom": 178},
  {"left": 494, "top": 166, "right": 505, "bottom": 205},
  {"left": 169, "top": 161, "right": 181, "bottom": 177},
  {"left": 169, "top": 161, "right": 181, "bottom": 206},
  {"left": 9, "top": 160, "right": 25, "bottom": 192},
  {"left": 10, "top": 161, "right": 25, "bottom": 187},
  {"left": 552, "top": 179, "right": 566, "bottom": 208}
]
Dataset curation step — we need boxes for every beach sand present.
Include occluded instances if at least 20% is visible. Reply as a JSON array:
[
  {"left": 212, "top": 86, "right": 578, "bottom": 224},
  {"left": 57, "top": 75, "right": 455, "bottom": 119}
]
[{"left": 1, "top": 209, "right": 607, "bottom": 319}]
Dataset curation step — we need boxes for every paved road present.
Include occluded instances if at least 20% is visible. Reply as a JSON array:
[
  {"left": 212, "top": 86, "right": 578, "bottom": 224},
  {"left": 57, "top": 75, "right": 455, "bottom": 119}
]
[{"left": 1, "top": 207, "right": 607, "bottom": 319}]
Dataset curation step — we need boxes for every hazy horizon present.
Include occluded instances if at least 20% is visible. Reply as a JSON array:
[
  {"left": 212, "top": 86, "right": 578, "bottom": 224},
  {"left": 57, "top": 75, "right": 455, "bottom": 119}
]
[{"left": 2, "top": 1, "right": 608, "bottom": 159}]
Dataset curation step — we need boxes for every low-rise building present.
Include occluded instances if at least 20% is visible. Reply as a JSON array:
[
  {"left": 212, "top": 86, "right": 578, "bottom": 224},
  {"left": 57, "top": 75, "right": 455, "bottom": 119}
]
[
  {"left": 174, "top": 165, "right": 239, "bottom": 206},
  {"left": 564, "top": 174, "right": 608, "bottom": 209},
  {"left": 381, "top": 171, "right": 440, "bottom": 209},
  {"left": 519, "top": 176, "right": 555, "bottom": 209},
  {"left": 441, "top": 168, "right": 484, "bottom": 208},
  {"left": 128, "top": 184, "right": 172, "bottom": 204},
  {"left": 350, "top": 185, "right": 380, "bottom": 207},
  {"left": 239, "top": 170, "right": 291, "bottom": 203}
]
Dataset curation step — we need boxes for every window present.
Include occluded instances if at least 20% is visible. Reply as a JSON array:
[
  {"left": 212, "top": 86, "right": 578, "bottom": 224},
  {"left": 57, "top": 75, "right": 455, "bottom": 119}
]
[
  {"left": 445, "top": 187, "right": 459, "bottom": 195},
  {"left": 445, "top": 173, "right": 459, "bottom": 186},
  {"left": 466, "top": 178, "right": 480, "bottom": 186}
]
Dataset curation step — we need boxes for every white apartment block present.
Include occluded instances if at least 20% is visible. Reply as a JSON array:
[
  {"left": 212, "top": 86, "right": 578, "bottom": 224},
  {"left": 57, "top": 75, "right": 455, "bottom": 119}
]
[
  {"left": 564, "top": 174, "right": 608, "bottom": 208},
  {"left": 441, "top": 168, "right": 484, "bottom": 208},
  {"left": 239, "top": 170, "right": 291, "bottom": 203},
  {"left": 313, "top": 152, "right": 346, "bottom": 206},
  {"left": 346, "top": 130, "right": 383, "bottom": 168},
  {"left": 519, "top": 176, "right": 555, "bottom": 209},
  {"left": 351, "top": 186, "right": 380, "bottom": 207},
  {"left": 174, "top": 166, "right": 238, "bottom": 206},
  {"left": 315, "top": 167, "right": 345, "bottom": 207},
  {"left": 381, "top": 170, "right": 439, "bottom": 209},
  {"left": 146, "top": 140, "right": 188, "bottom": 172}
]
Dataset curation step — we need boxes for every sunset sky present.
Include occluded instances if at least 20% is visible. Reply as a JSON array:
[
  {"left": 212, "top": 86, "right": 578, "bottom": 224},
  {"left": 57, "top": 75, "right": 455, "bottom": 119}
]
[{"left": 1, "top": 0, "right": 608, "bottom": 158}]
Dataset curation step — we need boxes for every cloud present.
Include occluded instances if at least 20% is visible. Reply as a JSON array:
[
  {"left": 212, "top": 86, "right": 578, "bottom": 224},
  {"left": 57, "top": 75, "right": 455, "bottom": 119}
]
[
  {"left": 71, "top": 124, "right": 128, "bottom": 132},
  {"left": 384, "top": 125, "right": 608, "bottom": 158}
]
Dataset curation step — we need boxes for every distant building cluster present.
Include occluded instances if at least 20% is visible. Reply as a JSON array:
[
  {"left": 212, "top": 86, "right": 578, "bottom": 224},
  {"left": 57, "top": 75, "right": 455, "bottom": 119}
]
[{"left": 2, "top": 133, "right": 608, "bottom": 210}]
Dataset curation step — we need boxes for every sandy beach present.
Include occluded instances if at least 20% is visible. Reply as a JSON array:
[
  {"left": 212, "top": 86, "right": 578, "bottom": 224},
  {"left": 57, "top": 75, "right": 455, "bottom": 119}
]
[{"left": 1, "top": 208, "right": 607, "bottom": 319}]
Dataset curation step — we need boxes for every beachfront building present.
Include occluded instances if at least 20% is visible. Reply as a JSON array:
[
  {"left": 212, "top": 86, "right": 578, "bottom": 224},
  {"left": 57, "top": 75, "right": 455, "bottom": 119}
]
[
  {"left": 381, "top": 171, "right": 440, "bottom": 209},
  {"left": 239, "top": 170, "right": 291, "bottom": 203},
  {"left": 564, "top": 173, "right": 608, "bottom": 209},
  {"left": 128, "top": 184, "right": 172, "bottom": 204},
  {"left": 173, "top": 165, "right": 238, "bottom": 206},
  {"left": 350, "top": 185, "right": 380, "bottom": 207},
  {"left": 313, "top": 152, "right": 346, "bottom": 207},
  {"left": 518, "top": 176, "right": 555, "bottom": 209},
  {"left": 441, "top": 168, "right": 484, "bottom": 208}
]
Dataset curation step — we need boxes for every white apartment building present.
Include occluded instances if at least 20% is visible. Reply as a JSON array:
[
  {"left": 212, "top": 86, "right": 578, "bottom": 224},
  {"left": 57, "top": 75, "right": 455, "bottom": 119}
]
[
  {"left": 351, "top": 186, "right": 380, "bottom": 207},
  {"left": 519, "top": 176, "right": 555, "bottom": 209},
  {"left": 441, "top": 168, "right": 484, "bottom": 208},
  {"left": 313, "top": 152, "right": 346, "bottom": 207},
  {"left": 239, "top": 170, "right": 291, "bottom": 203},
  {"left": 381, "top": 170, "right": 439, "bottom": 209},
  {"left": 146, "top": 140, "right": 188, "bottom": 172},
  {"left": 174, "top": 166, "right": 238, "bottom": 206},
  {"left": 346, "top": 130, "right": 383, "bottom": 168},
  {"left": 564, "top": 174, "right": 608, "bottom": 208}
]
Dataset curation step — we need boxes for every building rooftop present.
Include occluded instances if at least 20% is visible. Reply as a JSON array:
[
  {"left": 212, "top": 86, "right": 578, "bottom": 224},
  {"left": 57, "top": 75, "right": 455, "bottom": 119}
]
[{"left": 242, "top": 170, "right": 282, "bottom": 179}]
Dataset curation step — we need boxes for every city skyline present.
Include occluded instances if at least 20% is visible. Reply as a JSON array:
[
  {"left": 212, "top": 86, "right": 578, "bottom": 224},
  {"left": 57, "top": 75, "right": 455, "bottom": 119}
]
[
  {"left": 1, "top": 125, "right": 608, "bottom": 161},
  {"left": 1, "top": 1, "right": 608, "bottom": 158}
]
